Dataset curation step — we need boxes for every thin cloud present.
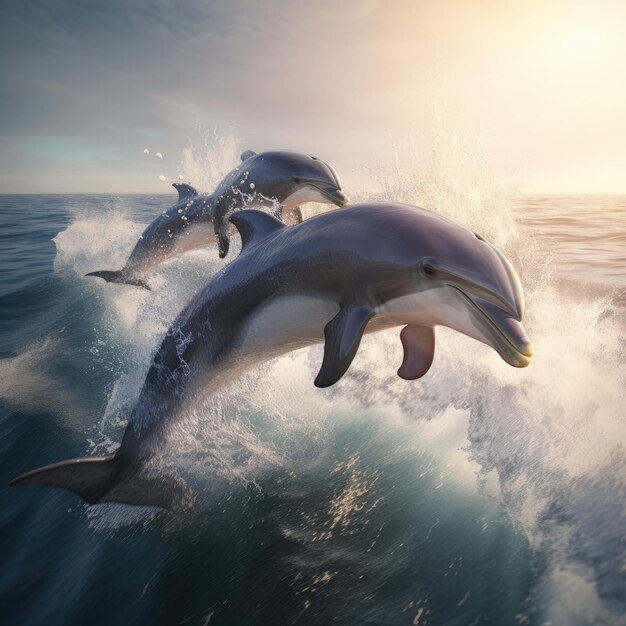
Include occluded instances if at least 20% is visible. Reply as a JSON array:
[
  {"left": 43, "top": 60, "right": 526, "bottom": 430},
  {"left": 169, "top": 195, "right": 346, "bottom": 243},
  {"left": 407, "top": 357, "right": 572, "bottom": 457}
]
[{"left": 1, "top": 0, "right": 625, "bottom": 192}]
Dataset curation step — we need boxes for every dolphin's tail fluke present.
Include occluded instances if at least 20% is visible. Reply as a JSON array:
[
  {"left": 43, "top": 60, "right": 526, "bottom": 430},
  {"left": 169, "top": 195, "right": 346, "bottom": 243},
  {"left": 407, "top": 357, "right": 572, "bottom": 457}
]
[
  {"left": 9, "top": 454, "right": 192, "bottom": 510},
  {"left": 9, "top": 454, "right": 123, "bottom": 504},
  {"left": 85, "top": 270, "right": 151, "bottom": 290}
]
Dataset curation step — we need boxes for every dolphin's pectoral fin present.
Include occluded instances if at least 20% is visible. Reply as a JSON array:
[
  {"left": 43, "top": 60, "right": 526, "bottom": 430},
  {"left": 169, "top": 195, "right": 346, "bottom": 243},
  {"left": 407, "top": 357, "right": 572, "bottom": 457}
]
[
  {"left": 230, "top": 209, "right": 287, "bottom": 252},
  {"left": 397, "top": 325, "right": 435, "bottom": 380},
  {"left": 215, "top": 228, "right": 230, "bottom": 259},
  {"left": 240, "top": 150, "right": 257, "bottom": 162},
  {"left": 172, "top": 182, "right": 198, "bottom": 202},
  {"left": 315, "top": 305, "right": 375, "bottom": 388}
]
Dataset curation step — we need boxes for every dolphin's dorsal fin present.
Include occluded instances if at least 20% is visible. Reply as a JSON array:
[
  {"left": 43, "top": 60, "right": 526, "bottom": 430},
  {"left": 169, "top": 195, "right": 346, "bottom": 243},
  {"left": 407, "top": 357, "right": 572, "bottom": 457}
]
[
  {"left": 230, "top": 209, "right": 286, "bottom": 252},
  {"left": 172, "top": 182, "right": 198, "bottom": 201},
  {"left": 397, "top": 325, "right": 435, "bottom": 380},
  {"left": 240, "top": 150, "right": 257, "bottom": 162},
  {"left": 315, "top": 305, "right": 375, "bottom": 388}
]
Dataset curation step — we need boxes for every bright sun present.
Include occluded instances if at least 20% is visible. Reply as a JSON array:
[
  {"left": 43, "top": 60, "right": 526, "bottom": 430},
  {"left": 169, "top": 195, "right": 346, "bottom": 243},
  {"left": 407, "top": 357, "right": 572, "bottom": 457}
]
[{"left": 548, "top": 20, "right": 612, "bottom": 63}]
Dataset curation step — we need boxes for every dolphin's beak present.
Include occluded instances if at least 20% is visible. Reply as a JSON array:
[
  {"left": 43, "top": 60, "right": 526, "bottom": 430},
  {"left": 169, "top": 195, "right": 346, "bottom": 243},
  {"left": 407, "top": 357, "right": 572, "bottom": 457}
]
[
  {"left": 472, "top": 295, "right": 534, "bottom": 363},
  {"left": 316, "top": 185, "right": 349, "bottom": 207},
  {"left": 452, "top": 287, "right": 534, "bottom": 367}
]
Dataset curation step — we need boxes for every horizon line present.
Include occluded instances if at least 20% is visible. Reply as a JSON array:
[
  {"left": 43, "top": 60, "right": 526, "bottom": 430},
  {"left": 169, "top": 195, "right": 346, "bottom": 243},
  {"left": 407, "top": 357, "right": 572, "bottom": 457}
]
[{"left": 1, "top": 191, "right": 626, "bottom": 197}]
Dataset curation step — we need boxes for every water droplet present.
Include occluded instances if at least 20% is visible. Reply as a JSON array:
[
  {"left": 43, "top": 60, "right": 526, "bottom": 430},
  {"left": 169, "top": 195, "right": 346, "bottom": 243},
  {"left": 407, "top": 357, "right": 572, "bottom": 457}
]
[
  {"left": 178, "top": 208, "right": 183, "bottom": 213},
  {"left": 249, "top": 182, "right": 255, "bottom": 189},
  {"left": 156, "top": 152, "right": 163, "bottom": 159},
  {"left": 143, "top": 148, "right": 150, "bottom": 155},
  {"left": 159, "top": 174, "right": 166, "bottom": 182},
  {"left": 178, "top": 174, "right": 184, "bottom": 180}
]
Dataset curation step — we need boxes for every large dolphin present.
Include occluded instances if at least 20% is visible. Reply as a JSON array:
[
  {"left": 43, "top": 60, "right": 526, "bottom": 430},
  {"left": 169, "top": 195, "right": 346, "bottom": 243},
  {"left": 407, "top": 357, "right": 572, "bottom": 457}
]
[
  {"left": 11, "top": 203, "right": 533, "bottom": 508},
  {"left": 86, "top": 150, "right": 348, "bottom": 289}
]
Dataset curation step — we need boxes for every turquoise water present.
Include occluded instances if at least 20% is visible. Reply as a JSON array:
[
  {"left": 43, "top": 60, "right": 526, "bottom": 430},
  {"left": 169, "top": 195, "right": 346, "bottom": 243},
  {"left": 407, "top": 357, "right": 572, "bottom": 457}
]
[{"left": 0, "top": 194, "right": 624, "bottom": 625}]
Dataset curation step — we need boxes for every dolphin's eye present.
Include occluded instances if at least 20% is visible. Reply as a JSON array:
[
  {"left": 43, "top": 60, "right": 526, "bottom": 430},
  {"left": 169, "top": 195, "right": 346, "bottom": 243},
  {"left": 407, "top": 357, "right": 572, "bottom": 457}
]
[
  {"left": 293, "top": 177, "right": 301, "bottom": 183},
  {"left": 422, "top": 264, "right": 437, "bottom": 277}
]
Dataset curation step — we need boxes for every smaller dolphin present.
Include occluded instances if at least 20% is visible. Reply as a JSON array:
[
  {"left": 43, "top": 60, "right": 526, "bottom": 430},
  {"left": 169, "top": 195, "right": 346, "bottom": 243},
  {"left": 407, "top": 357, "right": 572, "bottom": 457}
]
[
  {"left": 11, "top": 203, "right": 533, "bottom": 510},
  {"left": 86, "top": 150, "right": 348, "bottom": 289}
]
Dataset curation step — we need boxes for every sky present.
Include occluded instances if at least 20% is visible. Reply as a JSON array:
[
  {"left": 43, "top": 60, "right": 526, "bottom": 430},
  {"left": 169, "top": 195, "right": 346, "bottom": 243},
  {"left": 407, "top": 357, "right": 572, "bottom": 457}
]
[{"left": 1, "top": 0, "right": 625, "bottom": 194}]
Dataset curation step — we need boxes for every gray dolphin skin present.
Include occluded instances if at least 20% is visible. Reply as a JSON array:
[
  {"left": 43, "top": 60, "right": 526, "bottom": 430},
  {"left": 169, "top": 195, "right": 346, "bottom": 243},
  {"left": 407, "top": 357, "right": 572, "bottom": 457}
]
[
  {"left": 11, "top": 203, "right": 533, "bottom": 508},
  {"left": 86, "top": 150, "right": 348, "bottom": 289}
]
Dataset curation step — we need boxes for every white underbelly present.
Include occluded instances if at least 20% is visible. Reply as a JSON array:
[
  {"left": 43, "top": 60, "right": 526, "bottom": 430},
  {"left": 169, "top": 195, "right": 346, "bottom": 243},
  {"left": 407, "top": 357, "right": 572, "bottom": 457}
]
[
  {"left": 235, "top": 295, "right": 340, "bottom": 363},
  {"left": 234, "top": 293, "right": 425, "bottom": 364},
  {"left": 282, "top": 186, "right": 331, "bottom": 208}
]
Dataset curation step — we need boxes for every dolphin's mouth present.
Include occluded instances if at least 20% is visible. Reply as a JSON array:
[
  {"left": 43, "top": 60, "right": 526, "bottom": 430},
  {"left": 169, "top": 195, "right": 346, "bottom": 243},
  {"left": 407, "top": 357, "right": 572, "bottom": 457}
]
[
  {"left": 314, "top": 184, "right": 349, "bottom": 207},
  {"left": 452, "top": 287, "right": 533, "bottom": 367}
]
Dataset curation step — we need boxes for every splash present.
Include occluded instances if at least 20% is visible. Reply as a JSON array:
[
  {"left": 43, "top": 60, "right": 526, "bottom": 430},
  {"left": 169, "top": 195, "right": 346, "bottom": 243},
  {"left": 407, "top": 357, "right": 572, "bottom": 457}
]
[
  {"left": 363, "top": 99, "right": 544, "bottom": 288},
  {"left": 368, "top": 98, "right": 519, "bottom": 239},
  {"left": 179, "top": 124, "right": 241, "bottom": 192},
  {"left": 45, "top": 113, "right": 625, "bottom": 623},
  {"left": 357, "top": 105, "right": 626, "bottom": 624},
  {"left": 50, "top": 195, "right": 228, "bottom": 458},
  {"left": 172, "top": 109, "right": 624, "bottom": 623}
]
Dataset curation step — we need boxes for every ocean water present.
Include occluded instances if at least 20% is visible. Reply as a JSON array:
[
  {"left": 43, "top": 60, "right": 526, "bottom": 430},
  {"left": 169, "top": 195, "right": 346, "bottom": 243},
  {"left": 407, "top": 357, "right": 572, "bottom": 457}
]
[{"left": 0, "top": 190, "right": 624, "bottom": 626}]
